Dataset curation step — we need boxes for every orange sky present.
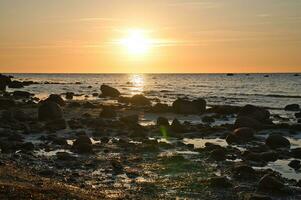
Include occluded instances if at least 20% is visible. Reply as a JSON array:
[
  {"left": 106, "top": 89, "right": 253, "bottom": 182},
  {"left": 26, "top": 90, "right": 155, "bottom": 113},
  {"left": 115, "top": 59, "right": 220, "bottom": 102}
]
[{"left": 0, "top": 0, "right": 301, "bottom": 73}]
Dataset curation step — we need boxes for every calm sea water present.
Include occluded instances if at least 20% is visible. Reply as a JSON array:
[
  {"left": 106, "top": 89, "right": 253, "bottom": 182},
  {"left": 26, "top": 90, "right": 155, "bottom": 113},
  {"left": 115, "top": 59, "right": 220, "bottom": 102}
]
[
  {"left": 5, "top": 73, "right": 301, "bottom": 180},
  {"left": 8, "top": 73, "right": 300, "bottom": 110}
]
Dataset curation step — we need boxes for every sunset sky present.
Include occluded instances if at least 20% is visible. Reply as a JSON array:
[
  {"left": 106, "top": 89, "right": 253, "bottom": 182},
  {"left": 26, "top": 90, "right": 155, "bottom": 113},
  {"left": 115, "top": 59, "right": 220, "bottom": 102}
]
[{"left": 1, "top": 0, "right": 301, "bottom": 73}]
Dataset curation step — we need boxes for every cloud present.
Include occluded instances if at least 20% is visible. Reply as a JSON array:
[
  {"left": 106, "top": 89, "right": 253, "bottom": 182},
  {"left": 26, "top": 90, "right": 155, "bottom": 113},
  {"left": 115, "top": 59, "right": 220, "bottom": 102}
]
[{"left": 168, "top": 0, "right": 222, "bottom": 8}]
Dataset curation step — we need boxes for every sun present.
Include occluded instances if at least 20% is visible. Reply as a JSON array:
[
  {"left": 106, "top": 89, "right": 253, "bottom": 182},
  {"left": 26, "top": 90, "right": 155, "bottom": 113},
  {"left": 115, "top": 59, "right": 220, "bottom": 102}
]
[{"left": 119, "top": 29, "right": 153, "bottom": 56}]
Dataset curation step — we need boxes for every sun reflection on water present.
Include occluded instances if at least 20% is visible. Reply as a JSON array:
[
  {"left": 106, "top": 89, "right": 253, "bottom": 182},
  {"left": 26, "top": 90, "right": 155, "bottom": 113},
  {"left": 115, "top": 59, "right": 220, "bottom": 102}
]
[{"left": 129, "top": 74, "right": 144, "bottom": 95}]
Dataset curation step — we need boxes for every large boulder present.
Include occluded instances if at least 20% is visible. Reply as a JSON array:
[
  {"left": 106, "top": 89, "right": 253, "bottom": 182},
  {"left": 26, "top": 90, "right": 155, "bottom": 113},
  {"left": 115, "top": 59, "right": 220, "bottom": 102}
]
[
  {"left": 265, "top": 134, "right": 290, "bottom": 149},
  {"left": 238, "top": 104, "right": 270, "bottom": 121},
  {"left": 295, "top": 112, "right": 301, "bottom": 118},
  {"left": 284, "top": 104, "right": 300, "bottom": 111},
  {"left": 100, "top": 84, "right": 120, "bottom": 97},
  {"left": 130, "top": 94, "right": 151, "bottom": 106},
  {"left": 38, "top": 101, "right": 63, "bottom": 121},
  {"left": 172, "top": 98, "right": 206, "bottom": 114},
  {"left": 45, "top": 94, "right": 65, "bottom": 106}
]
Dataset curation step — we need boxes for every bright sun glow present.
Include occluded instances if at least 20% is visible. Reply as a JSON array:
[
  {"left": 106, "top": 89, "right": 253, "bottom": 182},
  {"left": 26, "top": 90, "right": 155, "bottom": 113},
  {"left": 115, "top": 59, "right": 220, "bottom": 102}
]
[{"left": 120, "top": 29, "right": 153, "bottom": 55}]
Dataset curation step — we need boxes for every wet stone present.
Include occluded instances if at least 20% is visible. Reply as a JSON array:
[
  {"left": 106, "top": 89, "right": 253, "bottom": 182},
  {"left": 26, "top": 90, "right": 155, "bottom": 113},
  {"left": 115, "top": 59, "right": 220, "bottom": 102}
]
[{"left": 258, "top": 174, "right": 284, "bottom": 192}]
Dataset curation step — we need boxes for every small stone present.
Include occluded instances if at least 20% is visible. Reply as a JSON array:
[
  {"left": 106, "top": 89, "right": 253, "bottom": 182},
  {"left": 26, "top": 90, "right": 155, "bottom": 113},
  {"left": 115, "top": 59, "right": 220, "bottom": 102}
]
[
  {"left": 284, "top": 104, "right": 300, "bottom": 111},
  {"left": 288, "top": 160, "right": 301, "bottom": 170},
  {"left": 265, "top": 134, "right": 290, "bottom": 149},
  {"left": 157, "top": 117, "right": 169, "bottom": 126},
  {"left": 65, "top": 92, "right": 74, "bottom": 100},
  {"left": 258, "top": 174, "right": 284, "bottom": 191},
  {"left": 100, "top": 84, "right": 120, "bottom": 97},
  {"left": 130, "top": 94, "right": 151, "bottom": 106},
  {"left": 45, "top": 94, "right": 66, "bottom": 106}
]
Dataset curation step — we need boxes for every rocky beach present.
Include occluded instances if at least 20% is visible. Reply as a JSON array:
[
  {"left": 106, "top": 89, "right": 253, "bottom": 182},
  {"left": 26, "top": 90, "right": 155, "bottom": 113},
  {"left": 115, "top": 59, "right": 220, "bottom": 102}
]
[{"left": 0, "top": 73, "right": 301, "bottom": 199}]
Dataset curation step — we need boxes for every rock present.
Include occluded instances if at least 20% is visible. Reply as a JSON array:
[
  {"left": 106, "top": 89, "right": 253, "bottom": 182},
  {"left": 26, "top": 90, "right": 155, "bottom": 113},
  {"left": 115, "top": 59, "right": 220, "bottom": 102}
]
[
  {"left": 265, "top": 134, "right": 290, "bottom": 149},
  {"left": 259, "top": 151, "right": 278, "bottom": 162},
  {"left": 151, "top": 103, "right": 170, "bottom": 113},
  {"left": 235, "top": 127, "right": 255, "bottom": 139},
  {"left": 284, "top": 104, "right": 300, "bottom": 111},
  {"left": 38, "top": 101, "right": 63, "bottom": 121},
  {"left": 130, "top": 94, "right": 151, "bottom": 106},
  {"left": 209, "top": 176, "right": 232, "bottom": 187},
  {"left": 45, "top": 94, "right": 65, "bottom": 106},
  {"left": 170, "top": 118, "right": 185, "bottom": 133},
  {"left": 157, "top": 117, "right": 169, "bottom": 126},
  {"left": 44, "top": 118, "right": 67, "bottom": 131},
  {"left": 226, "top": 127, "right": 255, "bottom": 144},
  {"left": 120, "top": 114, "right": 139, "bottom": 124},
  {"left": 13, "top": 91, "right": 32, "bottom": 98},
  {"left": 288, "top": 160, "right": 301, "bottom": 170},
  {"left": 8, "top": 80, "right": 24, "bottom": 88},
  {"left": 0, "top": 82, "right": 6, "bottom": 91},
  {"left": 247, "top": 194, "right": 272, "bottom": 200},
  {"left": 243, "top": 151, "right": 278, "bottom": 162},
  {"left": 65, "top": 92, "right": 74, "bottom": 100},
  {"left": 0, "top": 74, "right": 11, "bottom": 91},
  {"left": 99, "top": 106, "right": 117, "bottom": 118},
  {"left": 291, "top": 148, "right": 301, "bottom": 159},
  {"left": 111, "top": 160, "right": 124, "bottom": 174},
  {"left": 238, "top": 104, "right": 270, "bottom": 121},
  {"left": 232, "top": 165, "right": 256, "bottom": 178},
  {"left": 258, "top": 174, "right": 284, "bottom": 191},
  {"left": 92, "top": 93, "right": 99, "bottom": 97},
  {"left": 234, "top": 116, "right": 262, "bottom": 129},
  {"left": 72, "top": 135, "right": 93, "bottom": 154},
  {"left": 118, "top": 96, "right": 131, "bottom": 104},
  {"left": 100, "top": 84, "right": 120, "bottom": 97},
  {"left": 52, "top": 138, "right": 68, "bottom": 146},
  {"left": 295, "top": 112, "right": 301, "bottom": 118},
  {"left": 172, "top": 98, "right": 206, "bottom": 114},
  {"left": 210, "top": 148, "right": 226, "bottom": 161},
  {"left": 20, "top": 142, "right": 34, "bottom": 151}
]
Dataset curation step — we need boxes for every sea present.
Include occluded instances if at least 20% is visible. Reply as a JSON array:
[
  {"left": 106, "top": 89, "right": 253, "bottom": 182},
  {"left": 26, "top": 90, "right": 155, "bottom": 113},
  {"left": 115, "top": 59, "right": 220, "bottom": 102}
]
[{"left": 6, "top": 73, "right": 301, "bottom": 109}]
